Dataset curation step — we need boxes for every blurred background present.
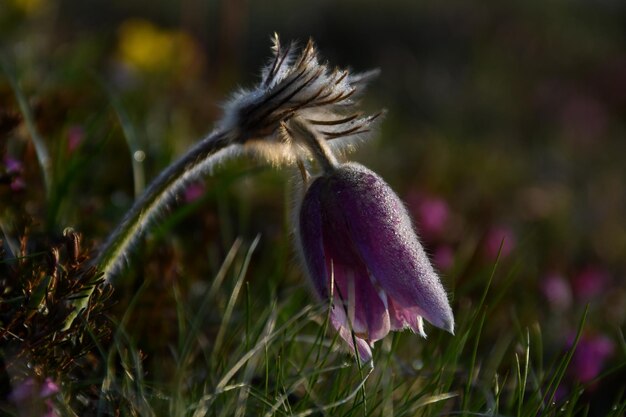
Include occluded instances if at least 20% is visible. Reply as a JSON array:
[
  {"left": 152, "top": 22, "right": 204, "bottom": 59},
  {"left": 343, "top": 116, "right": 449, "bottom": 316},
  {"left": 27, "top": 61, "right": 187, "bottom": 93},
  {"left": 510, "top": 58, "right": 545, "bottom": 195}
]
[{"left": 1, "top": 0, "right": 625, "bottom": 412}]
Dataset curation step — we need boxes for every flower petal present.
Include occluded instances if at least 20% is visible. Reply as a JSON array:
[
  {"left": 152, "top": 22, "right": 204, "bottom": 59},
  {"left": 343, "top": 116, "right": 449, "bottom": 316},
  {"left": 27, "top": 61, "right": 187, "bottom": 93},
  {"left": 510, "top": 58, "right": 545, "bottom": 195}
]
[
  {"left": 358, "top": 274, "right": 391, "bottom": 341},
  {"left": 330, "top": 304, "right": 373, "bottom": 363},
  {"left": 330, "top": 163, "right": 455, "bottom": 334},
  {"left": 321, "top": 182, "right": 391, "bottom": 342},
  {"left": 299, "top": 174, "right": 389, "bottom": 358},
  {"left": 298, "top": 178, "right": 329, "bottom": 299},
  {"left": 327, "top": 260, "right": 391, "bottom": 341},
  {"left": 388, "top": 297, "right": 427, "bottom": 338}
]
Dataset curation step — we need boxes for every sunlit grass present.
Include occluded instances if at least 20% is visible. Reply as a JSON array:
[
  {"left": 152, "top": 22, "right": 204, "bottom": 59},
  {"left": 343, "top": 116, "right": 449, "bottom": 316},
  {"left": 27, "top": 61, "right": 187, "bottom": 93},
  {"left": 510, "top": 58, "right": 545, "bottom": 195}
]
[{"left": 52, "top": 220, "right": 619, "bottom": 416}]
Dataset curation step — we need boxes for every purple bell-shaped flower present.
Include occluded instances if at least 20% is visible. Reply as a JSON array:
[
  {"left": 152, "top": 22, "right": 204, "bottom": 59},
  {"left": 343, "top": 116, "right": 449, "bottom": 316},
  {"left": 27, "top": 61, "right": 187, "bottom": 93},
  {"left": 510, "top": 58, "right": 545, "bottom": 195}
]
[{"left": 297, "top": 162, "right": 454, "bottom": 363}]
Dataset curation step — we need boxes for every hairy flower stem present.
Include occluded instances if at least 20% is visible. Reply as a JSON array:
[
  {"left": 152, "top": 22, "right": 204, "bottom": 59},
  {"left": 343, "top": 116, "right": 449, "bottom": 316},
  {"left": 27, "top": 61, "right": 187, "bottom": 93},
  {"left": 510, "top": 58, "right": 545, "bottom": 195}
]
[
  {"left": 97, "top": 130, "right": 233, "bottom": 282},
  {"left": 286, "top": 118, "right": 337, "bottom": 173},
  {"left": 66, "top": 35, "right": 381, "bottom": 327},
  {"left": 68, "top": 130, "right": 236, "bottom": 325},
  {"left": 97, "top": 117, "right": 331, "bottom": 287}
]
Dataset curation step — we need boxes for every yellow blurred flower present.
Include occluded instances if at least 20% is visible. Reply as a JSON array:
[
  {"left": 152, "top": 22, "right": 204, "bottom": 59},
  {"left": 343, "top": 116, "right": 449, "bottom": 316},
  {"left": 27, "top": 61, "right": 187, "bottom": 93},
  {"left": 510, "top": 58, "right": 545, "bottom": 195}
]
[
  {"left": 10, "top": 0, "right": 43, "bottom": 14},
  {"left": 117, "top": 19, "right": 203, "bottom": 76}
]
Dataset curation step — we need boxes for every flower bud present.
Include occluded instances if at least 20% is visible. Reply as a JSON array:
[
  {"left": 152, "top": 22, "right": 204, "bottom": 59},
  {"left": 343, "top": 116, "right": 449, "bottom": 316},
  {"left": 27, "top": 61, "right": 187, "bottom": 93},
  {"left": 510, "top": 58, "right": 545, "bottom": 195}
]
[{"left": 297, "top": 162, "right": 454, "bottom": 362}]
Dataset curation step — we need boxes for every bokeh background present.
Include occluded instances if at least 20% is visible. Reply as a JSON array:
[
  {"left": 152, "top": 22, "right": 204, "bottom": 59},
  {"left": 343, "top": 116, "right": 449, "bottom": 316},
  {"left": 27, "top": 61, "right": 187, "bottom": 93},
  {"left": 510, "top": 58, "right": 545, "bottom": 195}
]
[{"left": 2, "top": 0, "right": 625, "bottom": 413}]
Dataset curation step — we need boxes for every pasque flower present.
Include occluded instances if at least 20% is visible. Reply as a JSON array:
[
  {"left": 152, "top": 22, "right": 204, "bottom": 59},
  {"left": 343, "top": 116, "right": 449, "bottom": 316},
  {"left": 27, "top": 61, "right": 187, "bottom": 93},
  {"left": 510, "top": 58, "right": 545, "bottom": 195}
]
[
  {"left": 87, "top": 33, "right": 453, "bottom": 365},
  {"left": 75, "top": 34, "right": 382, "bottom": 327},
  {"left": 96, "top": 34, "right": 379, "bottom": 283},
  {"left": 296, "top": 161, "right": 455, "bottom": 362}
]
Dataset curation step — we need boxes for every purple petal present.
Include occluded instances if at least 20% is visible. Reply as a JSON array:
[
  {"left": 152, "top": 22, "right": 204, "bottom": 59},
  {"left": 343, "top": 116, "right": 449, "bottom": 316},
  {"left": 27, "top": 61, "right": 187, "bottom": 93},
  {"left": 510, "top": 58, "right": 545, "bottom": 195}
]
[
  {"left": 329, "top": 163, "right": 454, "bottom": 334},
  {"left": 301, "top": 174, "right": 391, "bottom": 342},
  {"left": 320, "top": 190, "right": 390, "bottom": 342},
  {"left": 328, "top": 259, "right": 390, "bottom": 341},
  {"left": 355, "top": 274, "right": 390, "bottom": 342},
  {"left": 330, "top": 305, "right": 373, "bottom": 363},
  {"left": 298, "top": 178, "right": 330, "bottom": 299},
  {"left": 388, "top": 298, "right": 427, "bottom": 338}
]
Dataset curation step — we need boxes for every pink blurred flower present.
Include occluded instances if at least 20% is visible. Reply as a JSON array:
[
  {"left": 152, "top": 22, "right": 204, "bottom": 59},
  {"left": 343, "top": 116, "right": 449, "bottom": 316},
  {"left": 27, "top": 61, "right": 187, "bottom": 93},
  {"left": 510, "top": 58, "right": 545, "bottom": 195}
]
[
  {"left": 406, "top": 192, "right": 450, "bottom": 240},
  {"left": 4, "top": 156, "right": 22, "bottom": 173},
  {"left": 67, "top": 125, "right": 85, "bottom": 153},
  {"left": 9, "top": 377, "right": 59, "bottom": 417},
  {"left": 540, "top": 272, "right": 572, "bottom": 311},
  {"left": 483, "top": 226, "right": 516, "bottom": 261},
  {"left": 569, "top": 334, "right": 615, "bottom": 383},
  {"left": 433, "top": 245, "right": 455, "bottom": 271},
  {"left": 571, "top": 266, "right": 609, "bottom": 302},
  {"left": 183, "top": 181, "right": 205, "bottom": 202},
  {"left": 3, "top": 156, "right": 26, "bottom": 192},
  {"left": 553, "top": 385, "right": 569, "bottom": 404},
  {"left": 418, "top": 198, "right": 449, "bottom": 237},
  {"left": 39, "top": 378, "right": 60, "bottom": 398},
  {"left": 9, "top": 378, "right": 37, "bottom": 402},
  {"left": 10, "top": 177, "right": 26, "bottom": 192}
]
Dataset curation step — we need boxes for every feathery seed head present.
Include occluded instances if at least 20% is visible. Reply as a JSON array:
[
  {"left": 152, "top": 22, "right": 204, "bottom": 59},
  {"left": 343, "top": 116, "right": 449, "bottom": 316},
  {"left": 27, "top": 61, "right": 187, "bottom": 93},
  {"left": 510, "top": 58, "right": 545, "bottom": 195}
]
[{"left": 220, "top": 34, "right": 381, "bottom": 165}]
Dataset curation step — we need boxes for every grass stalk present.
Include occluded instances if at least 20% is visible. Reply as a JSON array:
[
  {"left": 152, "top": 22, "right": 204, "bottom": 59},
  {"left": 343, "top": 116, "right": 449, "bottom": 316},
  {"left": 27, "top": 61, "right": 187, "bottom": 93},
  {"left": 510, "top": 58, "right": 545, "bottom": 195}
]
[
  {"left": 65, "top": 129, "right": 239, "bottom": 327},
  {"left": 96, "top": 129, "right": 235, "bottom": 282},
  {"left": 1, "top": 58, "right": 52, "bottom": 195}
]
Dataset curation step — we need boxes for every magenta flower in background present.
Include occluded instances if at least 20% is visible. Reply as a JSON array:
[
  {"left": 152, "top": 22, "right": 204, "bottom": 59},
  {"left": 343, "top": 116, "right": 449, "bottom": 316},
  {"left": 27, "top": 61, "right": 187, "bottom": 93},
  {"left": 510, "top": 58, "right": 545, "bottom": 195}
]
[
  {"left": 3, "top": 156, "right": 26, "bottom": 192},
  {"left": 39, "top": 378, "right": 60, "bottom": 398},
  {"left": 571, "top": 265, "right": 609, "bottom": 302},
  {"left": 406, "top": 192, "right": 450, "bottom": 240},
  {"left": 433, "top": 245, "right": 455, "bottom": 272},
  {"left": 183, "top": 181, "right": 206, "bottom": 203},
  {"left": 540, "top": 272, "right": 573, "bottom": 311},
  {"left": 569, "top": 334, "right": 615, "bottom": 384},
  {"left": 297, "top": 162, "right": 454, "bottom": 363},
  {"left": 10, "top": 177, "right": 26, "bottom": 192},
  {"left": 4, "top": 156, "right": 22, "bottom": 174},
  {"left": 9, "top": 377, "right": 59, "bottom": 417},
  {"left": 67, "top": 125, "right": 85, "bottom": 153},
  {"left": 482, "top": 225, "right": 516, "bottom": 261},
  {"left": 9, "top": 378, "right": 38, "bottom": 403}
]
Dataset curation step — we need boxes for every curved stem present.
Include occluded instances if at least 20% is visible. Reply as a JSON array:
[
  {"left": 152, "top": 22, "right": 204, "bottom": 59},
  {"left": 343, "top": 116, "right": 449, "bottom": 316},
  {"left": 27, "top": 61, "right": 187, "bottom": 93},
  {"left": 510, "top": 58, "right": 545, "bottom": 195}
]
[
  {"left": 287, "top": 118, "right": 338, "bottom": 173},
  {"left": 96, "top": 129, "right": 236, "bottom": 283},
  {"left": 65, "top": 129, "right": 238, "bottom": 329}
]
